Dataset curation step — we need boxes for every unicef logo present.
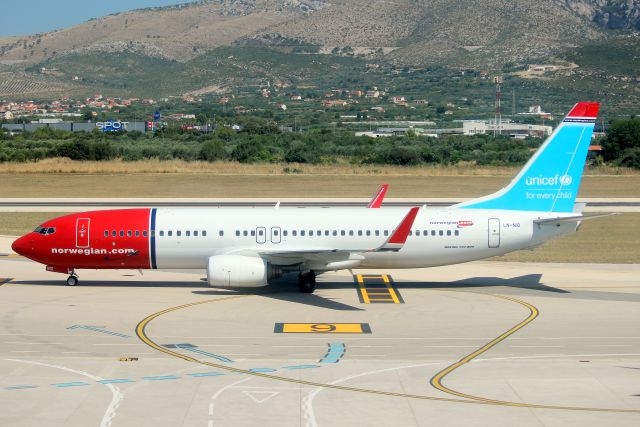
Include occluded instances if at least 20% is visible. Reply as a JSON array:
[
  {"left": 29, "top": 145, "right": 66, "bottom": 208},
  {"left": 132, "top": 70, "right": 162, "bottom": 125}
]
[{"left": 560, "top": 175, "right": 572, "bottom": 186}]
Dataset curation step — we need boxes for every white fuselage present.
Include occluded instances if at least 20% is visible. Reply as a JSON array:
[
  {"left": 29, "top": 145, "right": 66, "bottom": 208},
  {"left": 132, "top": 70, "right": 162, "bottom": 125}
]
[{"left": 153, "top": 207, "right": 576, "bottom": 270}]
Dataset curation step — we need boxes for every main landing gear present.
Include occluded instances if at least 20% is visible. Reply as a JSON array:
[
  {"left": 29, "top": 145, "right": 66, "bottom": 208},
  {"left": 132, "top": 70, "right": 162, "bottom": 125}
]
[
  {"left": 66, "top": 271, "right": 79, "bottom": 286},
  {"left": 298, "top": 271, "right": 316, "bottom": 294}
]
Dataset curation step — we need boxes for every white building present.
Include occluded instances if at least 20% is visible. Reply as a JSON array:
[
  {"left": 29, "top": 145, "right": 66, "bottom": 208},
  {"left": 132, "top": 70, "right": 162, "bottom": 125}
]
[{"left": 462, "top": 120, "right": 552, "bottom": 138}]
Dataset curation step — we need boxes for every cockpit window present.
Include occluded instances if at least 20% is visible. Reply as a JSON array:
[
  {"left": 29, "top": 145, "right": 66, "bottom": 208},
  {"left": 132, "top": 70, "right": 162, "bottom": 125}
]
[{"left": 33, "top": 226, "right": 56, "bottom": 235}]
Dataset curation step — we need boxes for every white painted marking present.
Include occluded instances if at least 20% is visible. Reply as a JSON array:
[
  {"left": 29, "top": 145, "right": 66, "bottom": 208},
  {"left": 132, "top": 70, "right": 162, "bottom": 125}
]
[
  {"left": 242, "top": 391, "right": 280, "bottom": 403},
  {"left": 4, "top": 342, "right": 63, "bottom": 345},
  {"left": 349, "top": 345, "right": 393, "bottom": 348},
  {"left": 209, "top": 377, "right": 253, "bottom": 426},
  {"left": 9, "top": 350, "right": 41, "bottom": 353},
  {"left": 93, "top": 343, "right": 146, "bottom": 346},
  {"left": 303, "top": 361, "right": 445, "bottom": 427},
  {"left": 5, "top": 358, "right": 123, "bottom": 427},
  {"left": 423, "top": 345, "right": 478, "bottom": 348},
  {"left": 510, "top": 345, "right": 563, "bottom": 348}
]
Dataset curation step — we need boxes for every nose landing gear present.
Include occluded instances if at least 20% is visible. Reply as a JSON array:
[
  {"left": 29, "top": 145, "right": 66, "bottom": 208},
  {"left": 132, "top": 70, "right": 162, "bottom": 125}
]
[
  {"left": 298, "top": 271, "right": 316, "bottom": 293},
  {"left": 66, "top": 271, "right": 79, "bottom": 286}
]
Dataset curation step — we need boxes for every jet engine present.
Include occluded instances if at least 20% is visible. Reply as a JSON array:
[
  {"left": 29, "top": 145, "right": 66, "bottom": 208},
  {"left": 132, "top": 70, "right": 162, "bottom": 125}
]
[{"left": 206, "top": 255, "right": 281, "bottom": 288}]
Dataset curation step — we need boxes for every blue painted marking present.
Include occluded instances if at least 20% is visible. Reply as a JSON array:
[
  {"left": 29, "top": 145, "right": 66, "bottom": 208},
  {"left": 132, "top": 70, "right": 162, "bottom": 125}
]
[
  {"left": 67, "top": 325, "right": 130, "bottom": 338},
  {"left": 175, "top": 344, "right": 233, "bottom": 363},
  {"left": 248, "top": 368, "right": 277, "bottom": 373},
  {"left": 143, "top": 375, "right": 179, "bottom": 381},
  {"left": 282, "top": 365, "right": 320, "bottom": 370},
  {"left": 150, "top": 208, "right": 157, "bottom": 269},
  {"left": 5, "top": 385, "right": 39, "bottom": 390},
  {"left": 52, "top": 382, "right": 89, "bottom": 388},
  {"left": 188, "top": 372, "right": 225, "bottom": 378},
  {"left": 97, "top": 379, "right": 134, "bottom": 384},
  {"left": 319, "top": 342, "right": 346, "bottom": 363}
]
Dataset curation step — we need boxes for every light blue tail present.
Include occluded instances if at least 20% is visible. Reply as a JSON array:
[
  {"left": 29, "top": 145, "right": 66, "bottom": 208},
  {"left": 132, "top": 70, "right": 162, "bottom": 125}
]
[{"left": 455, "top": 102, "right": 600, "bottom": 213}]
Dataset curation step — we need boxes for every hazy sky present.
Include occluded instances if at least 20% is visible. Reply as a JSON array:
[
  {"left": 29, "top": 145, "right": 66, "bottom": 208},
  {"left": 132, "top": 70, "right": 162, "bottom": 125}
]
[{"left": 0, "top": 0, "right": 199, "bottom": 37}]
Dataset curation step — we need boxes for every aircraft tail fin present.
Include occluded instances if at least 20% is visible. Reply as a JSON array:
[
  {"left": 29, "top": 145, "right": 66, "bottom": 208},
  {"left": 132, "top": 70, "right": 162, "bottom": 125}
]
[{"left": 455, "top": 102, "right": 600, "bottom": 213}]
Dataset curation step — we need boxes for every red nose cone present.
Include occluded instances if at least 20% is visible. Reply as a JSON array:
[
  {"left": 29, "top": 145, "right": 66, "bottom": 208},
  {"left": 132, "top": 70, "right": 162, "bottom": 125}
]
[{"left": 11, "top": 235, "right": 30, "bottom": 256}]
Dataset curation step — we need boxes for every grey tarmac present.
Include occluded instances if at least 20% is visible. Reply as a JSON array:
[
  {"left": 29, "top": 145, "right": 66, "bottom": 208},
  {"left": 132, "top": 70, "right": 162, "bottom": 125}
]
[{"left": 0, "top": 236, "right": 639, "bottom": 427}]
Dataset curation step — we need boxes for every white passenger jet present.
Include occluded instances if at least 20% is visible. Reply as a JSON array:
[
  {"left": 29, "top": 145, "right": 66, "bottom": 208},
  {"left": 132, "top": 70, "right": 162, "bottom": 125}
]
[{"left": 12, "top": 102, "right": 603, "bottom": 293}]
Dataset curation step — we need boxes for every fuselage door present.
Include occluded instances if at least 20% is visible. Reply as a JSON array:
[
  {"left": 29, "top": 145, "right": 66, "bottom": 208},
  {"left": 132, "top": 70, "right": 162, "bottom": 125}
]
[
  {"left": 76, "top": 218, "right": 90, "bottom": 248},
  {"left": 271, "top": 227, "right": 281, "bottom": 244},
  {"left": 488, "top": 218, "right": 500, "bottom": 248},
  {"left": 256, "top": 227, "right": 266, "bottom": 244}
]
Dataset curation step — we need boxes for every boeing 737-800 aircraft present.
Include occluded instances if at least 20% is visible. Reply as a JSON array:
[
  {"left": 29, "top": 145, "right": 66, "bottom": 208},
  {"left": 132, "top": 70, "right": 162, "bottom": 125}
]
[{"left": 12, "top": 102, "right": 602, "bottom": 293}]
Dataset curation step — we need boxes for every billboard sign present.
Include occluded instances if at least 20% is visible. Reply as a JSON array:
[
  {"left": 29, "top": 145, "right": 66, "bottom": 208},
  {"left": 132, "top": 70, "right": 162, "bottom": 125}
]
[{"left": 96, "top": 120, "right": 129, "bottom": 132}]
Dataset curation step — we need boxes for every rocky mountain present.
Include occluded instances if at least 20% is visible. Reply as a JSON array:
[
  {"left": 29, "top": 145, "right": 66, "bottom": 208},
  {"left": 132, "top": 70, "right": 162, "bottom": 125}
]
[{"left": 0, "top": 0, "right": 638, "bottom": 99}]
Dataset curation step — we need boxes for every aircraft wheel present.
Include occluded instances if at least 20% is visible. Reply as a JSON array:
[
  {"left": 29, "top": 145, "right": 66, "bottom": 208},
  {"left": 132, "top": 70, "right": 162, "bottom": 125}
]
[
  {"left": 66, "top": 275, "right": 79, "bottom": 286},
  {"left": 298, "top": 271, "right": 316, "bottom": 294}
]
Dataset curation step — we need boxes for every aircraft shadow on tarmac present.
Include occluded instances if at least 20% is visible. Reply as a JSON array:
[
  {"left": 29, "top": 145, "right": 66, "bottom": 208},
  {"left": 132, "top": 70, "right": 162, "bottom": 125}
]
[{"left": 13, "top": 273, "right": 640, "bottom": 305}]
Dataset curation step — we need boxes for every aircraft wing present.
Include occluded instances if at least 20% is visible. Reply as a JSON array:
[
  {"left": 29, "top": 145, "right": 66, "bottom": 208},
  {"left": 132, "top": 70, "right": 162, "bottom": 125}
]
[{"left": 222, "top": 207, "right": 420, "bottom": 268}]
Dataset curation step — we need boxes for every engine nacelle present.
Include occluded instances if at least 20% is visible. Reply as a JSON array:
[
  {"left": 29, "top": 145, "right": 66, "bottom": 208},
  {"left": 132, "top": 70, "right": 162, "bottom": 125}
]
[{"left": 207, "top": 255, "right": 281, "bottom": 288}]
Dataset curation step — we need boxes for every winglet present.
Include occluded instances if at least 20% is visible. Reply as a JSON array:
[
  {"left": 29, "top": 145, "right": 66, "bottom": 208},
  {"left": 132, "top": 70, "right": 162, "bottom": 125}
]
[
  {"left": 372, "top": 207, "right": 420, "bottom": 252},
  {"left": 367, "top": 184, "right": 389, "bottom": 208}
]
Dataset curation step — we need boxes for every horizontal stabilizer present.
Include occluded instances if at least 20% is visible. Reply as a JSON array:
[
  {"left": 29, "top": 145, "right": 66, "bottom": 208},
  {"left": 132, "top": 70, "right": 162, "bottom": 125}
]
[{"left": 534, "top": 213, "right": 618, "bottom": 226}]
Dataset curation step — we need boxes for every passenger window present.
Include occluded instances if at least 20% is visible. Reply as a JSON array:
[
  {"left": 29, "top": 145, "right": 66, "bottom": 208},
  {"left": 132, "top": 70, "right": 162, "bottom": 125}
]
[
  {"left": 439, "top": 230, "right": 443, "bottom": 236},
  {"left": 409, "top": 231, "right": 413, "bottom": 236},
  {"left": 455, "top": 230, "right": 459, "bottom": 236},
  {"left": 235, "top": 230, "right": 240, "bottom": 236},
  {"left": 127, "top": 230, "right": 132, "bottom": 237},
  {"left": 194, "top": 230, "right": 198, "bottom": 237},
  {"left": 341, "top": 230, "right": 345, "bottom": 236},
  {"left": 104, "top": 230, "right": 108, "bottom": 237},
  {"left": 309, "top": 230, "right": 314, "bottom": 236},
  {"left": 243, "top": 230, "right": 248, "bottom": 237},
  {"left": 447, "top": 230, "right": 451, "bottom": 236},
  {"left": 119, "top": 230, "right": 124, "bottom": 237},
  {"left": 258, "top": 230, "right": 264, "bottom": 236},
  {"left": 135, "top": 230, "right": 140, "bottom": 237},
  {"left": 325, "top": 230, "right": 329, "bottom": 236},
  {"left": 375, "top": 230, "right": 380, "bottom": 236},
  {"left": 160, "top": 230, "right": 165, "bottom": 237},
  {"left": 383, "top": 230, "right": 389, "bottom": 236},
  {"left": 251, "top": 230, "right": 255, "bottom": 237},
  {"left": 283, "top": 230, "right": 288, "bottom": 237},
  {"left": 203, "top": 230, "right": 207, "bottom": 237},
  {"left": 186, "top": 230, "right": 191, "bottom": 237},
  {"left": 292, "top": 230, "right": 297, "bottom": 236},
  {"left": 424, "top": 230, "right": 428, "bottom": 236},
  {"left": 332, "top": 230, "right": 337, "bottom": 236},
  {"left": 358, "top": 230, "right": 362, "bottom": 236},
  {"left": 150, "top": 231, "right": 155, "bottom": 237},
  {"left": 366, "top": 230, "right": 371, "bottom": 236},
  {"left": 431, "top": 230, "right": 436, "bottom": 236},
  {"left": 317, "top": 230, "right": 321, "bottom": 236},
  {"left": 168, "top": 230, "right": 173, "bottom": 237},
  {"left": 219, "top": 230, "right": 223, "bottom": 237},
  {"left": 301, "top": 230, "right": 306, "bottom": 236},
  {"left": 349, "top": 230, "right": 354, "bottom": 236},
  {"left": 415, "top": 230, "right": 420, "bottom": 236},
  {"left": 177, "top": 231, "right": 181, "bottom": 237},
  {"left": 274, "top": 229, "right": 279, "bottom": 236},
  {"left": 143, "top": 231, "right": 148, "bottom": 237}
]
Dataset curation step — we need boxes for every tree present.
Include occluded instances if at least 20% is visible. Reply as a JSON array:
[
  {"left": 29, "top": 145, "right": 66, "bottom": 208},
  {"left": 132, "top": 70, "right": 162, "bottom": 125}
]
[
  {"left": 199, "top": 140, "right": 226, "bottom": 162},
  {"left": 601, "top": 118, "right": 640, "bottom": 165}
]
